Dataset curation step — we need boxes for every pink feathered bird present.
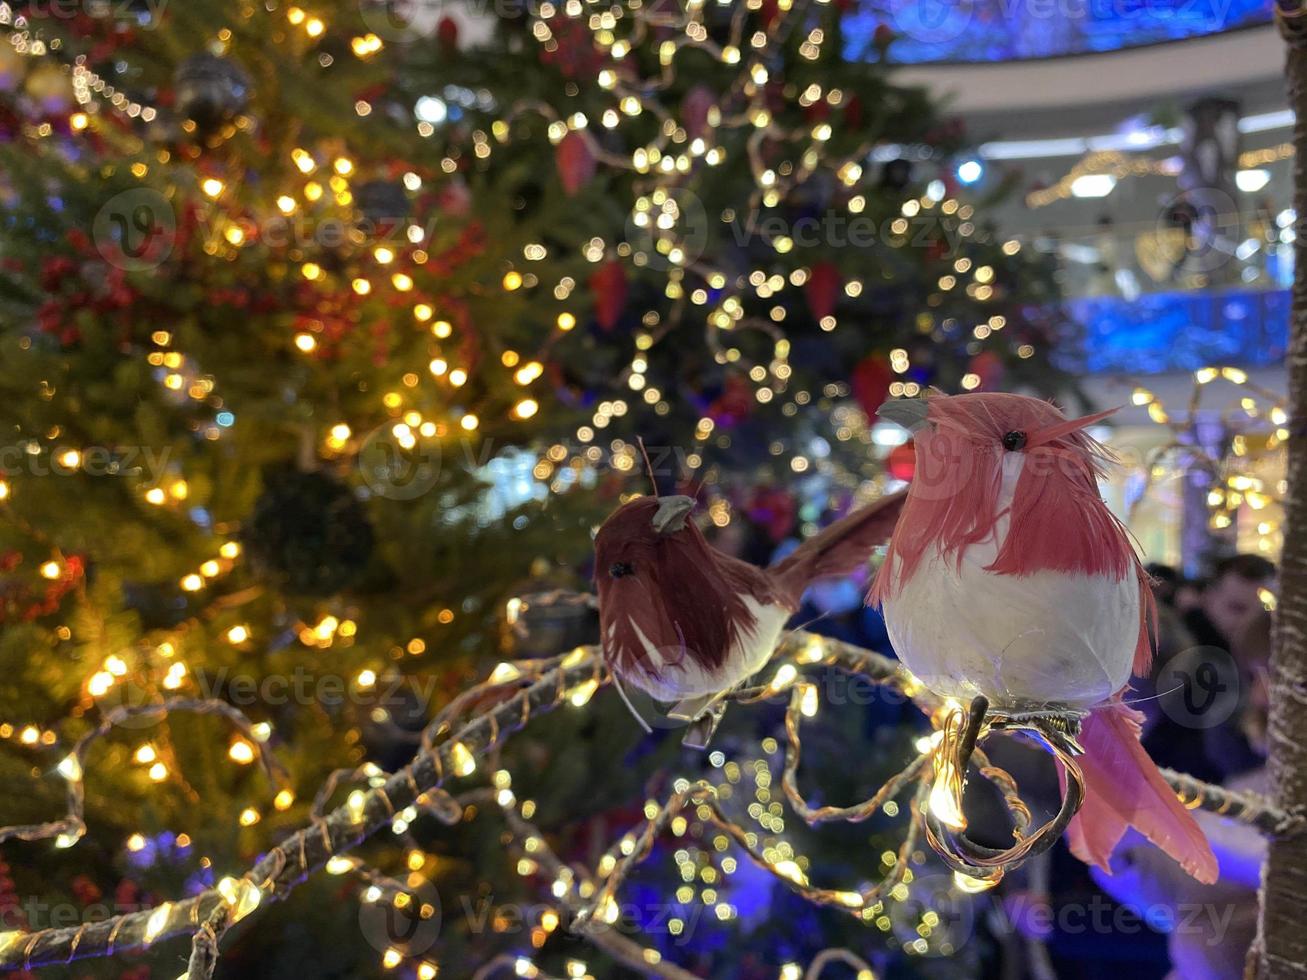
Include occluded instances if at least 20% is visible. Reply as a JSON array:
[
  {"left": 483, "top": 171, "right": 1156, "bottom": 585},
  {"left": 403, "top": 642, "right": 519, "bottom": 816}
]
[
  {"left": 873, "top": 391, "right": 1217, "bottom": 883},
  {"left": 594, "top": 491, "right": 904, "bottom": 715}
]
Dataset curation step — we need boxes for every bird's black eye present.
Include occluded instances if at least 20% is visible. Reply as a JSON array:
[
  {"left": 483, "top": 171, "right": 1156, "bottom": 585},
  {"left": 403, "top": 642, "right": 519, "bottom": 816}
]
[
  {"left": 1002, "top": 430, "right": 1028, "bottom": 451},
  {"left": 610, "top": 561, "right": 634, "bottom": 579}
]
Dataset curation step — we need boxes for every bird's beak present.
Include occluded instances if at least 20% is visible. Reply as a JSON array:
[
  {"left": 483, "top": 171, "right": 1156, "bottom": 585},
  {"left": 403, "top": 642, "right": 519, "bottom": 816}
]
[
  {"left": 876, "top": 397, "right": 929, "bottom": 433},
  {"left": 652, "top": 495, "right": 695, "bottom": 535}
]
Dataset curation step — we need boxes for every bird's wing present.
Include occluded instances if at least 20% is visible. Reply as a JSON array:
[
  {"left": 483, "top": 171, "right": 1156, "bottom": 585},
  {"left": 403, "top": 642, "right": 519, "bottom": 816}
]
[{"left": 768, "top": 490, "right": 907, "bottom": 606}]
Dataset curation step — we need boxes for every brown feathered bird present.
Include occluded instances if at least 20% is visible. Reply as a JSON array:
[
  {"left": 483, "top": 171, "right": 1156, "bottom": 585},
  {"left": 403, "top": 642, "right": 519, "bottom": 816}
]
[{"left": 593, "top": 491, "right": 905, "bottom": 733}]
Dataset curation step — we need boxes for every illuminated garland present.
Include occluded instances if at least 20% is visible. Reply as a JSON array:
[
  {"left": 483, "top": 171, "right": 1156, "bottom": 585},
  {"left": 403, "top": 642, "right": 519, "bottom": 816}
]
[{"left": 0, "top": 626, "right": 1294, "bottom": 978}]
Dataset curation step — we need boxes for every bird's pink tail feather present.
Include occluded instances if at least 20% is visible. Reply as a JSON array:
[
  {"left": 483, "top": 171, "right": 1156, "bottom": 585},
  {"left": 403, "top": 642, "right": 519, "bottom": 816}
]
[{"left": 1063, "top": 701, "right": 1217, "bottom": 884}]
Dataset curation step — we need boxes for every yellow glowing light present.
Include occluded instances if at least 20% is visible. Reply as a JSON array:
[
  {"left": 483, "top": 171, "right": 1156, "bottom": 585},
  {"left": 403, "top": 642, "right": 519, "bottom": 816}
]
[
  {"left": 514, "top": 362, "right": 544, "bottom": 385},
  {"left": 228, "top": 740, "right": 256, "bottom": 764},
  {"left": 226, "top": 625, "right": 250, "bottom": 644},
  {"left": 503, "top": 271, "right": 523, "bottom": 291},
  {"left": 929, "top": 760, "right": 967, "bottom": 830},
  {"left": 460, "top": 414, "right": 479, "bottom": 431},
  {"left": 513, "top": 399, "right": 539, "bottom": 420},
  {"left": 568, "top": 678, "right": 600, "bottom": 707},
  {"left": 70, "top": 112, "right": 89, "bottom": 131},
  {"left": 773, "top": 860, "right": 809, "bottom": 886},
  {"left": 382, "top": 948, "right": 403, "bottom": 969},
  {"left": 58, "top": 449, "right": 81, "bottom": 468},
  {"left": 799, "top": 683, "right": 819, "bottom": 718},
  {"left": 0, "top": 480, "right": 8, "bottom": 501},
  {"left": 557, "top": 312, "right": 576, "bottom": 331},
  {"left": 181, "top": 574, "right": 204, "bottom": 591},
  {"left": 953, "top": 870, "right": 1001, "bottom": 893},
  {"left": 274, "top": 789, "right": 295, "bottom": 811},
  {"left": 277, "top": 195, "right": 296, "bottom": 214},
  {"left": 392, "top": 273, "right": 414, "bottom": 291},
  {"left": 144, "top": 902, "right": 172, "bottom": 943},
  {"left": 57, "top": 754, "right": 82, "bottom": 781},
  {"left": 301, "top": 262, "right": 322, "bottom": 281},
  {"left": 127, "top": 833, "right": 146, "bottom": 852},
  {"left": 88, "top": 672, "right": 114, "bottom": 697},
  {"left": 417, "top": 964, "right": 438, "bottom": 980},
  {"left": 450, "top": 741, "right": 476, "bottom": 777},
  {"left": 134, "top": 744, "right": 157, "bottom": 764},
  {"left": 432, "top": 319, "right": 452, "bottom": 338},
  {"left": 294, "top": 333, "right": 317, "bottom": 353},
  {"left": 239, "top": 807, "right": 261, "bottom": 826},
  {"left": 225, "top": 225, "right": 246, "bottom": 246},
  {"left": 374, "top": 246, "right": 394, "bottom": 264},
  {"left": 428, "top": 358, "right": 448, "bottom": 377},
  {"left": 148, "top": 762, "right": 168, "bottom": 781},
  {"left": 39, "top": 560, "right": 62, "bottom": 580},
  {"left": 304, "top": 181, "right": 324, "bottom": 202},
  {"left": 352, "top": 278, "right": 372, "bottom": 295},
  {"left": 327, "top": 855, "right": 361, "bottom": 875},
  {"left": 218, "top": 877, "right": 263, "bottom": 921},
  {"left": 201, "top": 178, "right": 224, "bottom": 198}
]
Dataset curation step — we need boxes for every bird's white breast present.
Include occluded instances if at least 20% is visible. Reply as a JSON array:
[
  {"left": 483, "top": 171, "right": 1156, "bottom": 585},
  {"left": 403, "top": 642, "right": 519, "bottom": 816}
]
[
  {"left": 617, "top": 595, "right": 790, "bottom": 702},
  {"left": 882, "top": 453, "right": 1139, "bottom": 710}
]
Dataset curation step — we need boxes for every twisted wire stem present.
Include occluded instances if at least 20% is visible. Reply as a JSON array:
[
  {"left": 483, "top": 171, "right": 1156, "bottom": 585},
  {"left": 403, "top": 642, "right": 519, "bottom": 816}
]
[{"left": 0, "top": 628, "right": 1297, "bottom": 976}]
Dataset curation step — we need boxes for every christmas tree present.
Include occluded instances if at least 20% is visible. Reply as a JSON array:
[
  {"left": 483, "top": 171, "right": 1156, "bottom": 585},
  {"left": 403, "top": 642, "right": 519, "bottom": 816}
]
[{"left": 0, "top": 2, "right": 1127, "bottom": 978}]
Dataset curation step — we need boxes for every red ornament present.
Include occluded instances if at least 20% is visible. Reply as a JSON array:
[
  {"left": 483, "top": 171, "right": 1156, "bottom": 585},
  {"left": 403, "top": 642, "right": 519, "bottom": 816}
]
[
  {"left": 804, "top": 261, "right": 841, "bottom": 322},
  {"left": 555, "top": 131, "right": 596, "bottom": 196},
  {"left": 968, "top": 350, "right": 1006, "bottom": 391},
  {"left": 436, "top": 16, "right": 459, "bottom": 50},
  {"left": 851, "top": 355, "right": 893, "bottom": 419},
  {"left": 589, "top": 260, "right": 627, "bottom": 332},
  {"left": 681, "top": 86, "right": 716, "bottom": 139},
  {"left": 886, "top": 441, "right": 916, "bottom": 482}
]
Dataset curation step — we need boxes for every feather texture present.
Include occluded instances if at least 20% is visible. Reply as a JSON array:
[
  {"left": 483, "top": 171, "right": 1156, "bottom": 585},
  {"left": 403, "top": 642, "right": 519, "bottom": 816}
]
[
  {"left": 873, "top": 391, "right": 1212, "bottom": 882},
  {"left": 770, "top": 490, "right": 906, "bottom": 605},
  {"left": 1065, "top": 702, "right": 1218, "bottom": 884}
]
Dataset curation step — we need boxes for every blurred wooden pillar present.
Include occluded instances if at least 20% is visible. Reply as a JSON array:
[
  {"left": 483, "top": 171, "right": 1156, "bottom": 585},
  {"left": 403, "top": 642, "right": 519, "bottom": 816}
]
[{"left": 1250, "top": 6, "right": 1307, "bottom": 976}]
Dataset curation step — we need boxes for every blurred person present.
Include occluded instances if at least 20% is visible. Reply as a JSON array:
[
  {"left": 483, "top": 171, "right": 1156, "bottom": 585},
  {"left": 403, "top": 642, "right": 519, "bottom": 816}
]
[
  {"left": 1174, "top": 577, "right": 1205, "bottom": 615},
  {"left": 1147, "top": 563, "right": 1181, "bottom": 606},
  {"left": 1183, "top": 555, "right": 1275, "bottom": 654},
  {"left": 1092, "top": 611, "right": 1271, "bottom": 980}
]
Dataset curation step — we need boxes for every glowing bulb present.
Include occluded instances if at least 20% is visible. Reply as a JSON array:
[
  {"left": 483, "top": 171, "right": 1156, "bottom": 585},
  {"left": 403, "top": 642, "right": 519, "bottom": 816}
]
[
  {"left": 953, "top": 870, "right": 1000, "bottom": 893},
  {"left": 228, "top": 740, "right": 255, "bottom": 764},
  {"left": 143, "top": 902, "right": 172, "bottom": 943},
  {"left": 929, "top": 760, "right": 967, "bottom": 830},
  {"left": 450, "top": 741, "right": 476, "bottom": 777},
  {"left": 201, "top": 178, "right": 224, "bottom": 198},
  {"left": 40, "top": 561, "right": 61, "bottom": 579}
]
